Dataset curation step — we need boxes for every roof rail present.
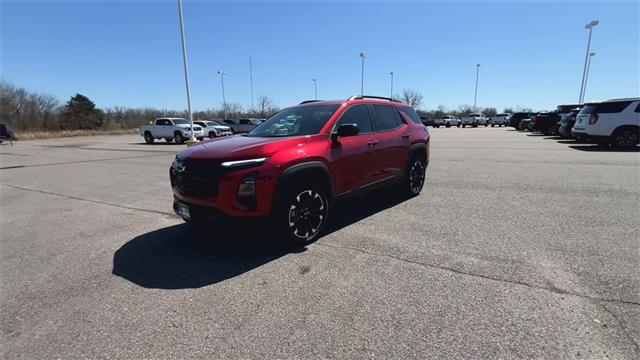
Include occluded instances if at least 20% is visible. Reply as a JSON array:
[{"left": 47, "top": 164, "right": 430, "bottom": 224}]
[
  {"left": 347, "top": 95, "right": 401, "bottom": 103},
  {"left": 299, "top": 100, "right": 322, "bottom": 105}
]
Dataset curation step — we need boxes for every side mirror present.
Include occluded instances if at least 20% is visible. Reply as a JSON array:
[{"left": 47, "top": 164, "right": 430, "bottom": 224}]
[{"left": 332, "top": 123, "right": 360, "bottom": 143}]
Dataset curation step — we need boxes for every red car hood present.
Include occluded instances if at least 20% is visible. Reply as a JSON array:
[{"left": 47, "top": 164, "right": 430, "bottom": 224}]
[{"left": 177, "top": 135, "right": 308, "bottom": 161}]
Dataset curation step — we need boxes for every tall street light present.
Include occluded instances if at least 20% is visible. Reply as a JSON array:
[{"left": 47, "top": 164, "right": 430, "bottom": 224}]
[
  {"left": 474, "top": 64, "right": 480, "bottom": 110},
  {"left": 312, "top": 78, "right": 317, "bottom": 100},
  {"left": 249, "top": 56, "right": 254, "bottom": 111},
  {"left": 579, "top": 20, "right": 599, "bottom": 103},
  {"left": 581, "top": 52, "right": 596, "bottom": 102},
  {"left": 359, "top": 52, "right": 366, "bottom": 96},
  {"left": 176, "top": 0, "right": 197, "bottom": 144},
  {"left": 389, "top": 72, "right": 394, "bottom": 99},
  {"left": 217, "top": 70, "right": 227, "bottom": 120}
]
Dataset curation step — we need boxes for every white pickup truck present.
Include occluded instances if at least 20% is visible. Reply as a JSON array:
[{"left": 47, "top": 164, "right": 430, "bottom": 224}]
[
  {"left": 140, "top": 118, "right": 205, "bottom": 144},
  {"left": 490, "top": 113, "right": 511, "bottom": 127},
  {"left": 460, "top": 113, "right": 489, "bottom": 127}
]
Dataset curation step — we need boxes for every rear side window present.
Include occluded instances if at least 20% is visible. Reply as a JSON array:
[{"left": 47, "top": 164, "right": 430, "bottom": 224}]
[
  {"left": 400, "top": 106, "right": 422, "bottom": 124},
  {"left": 590, "top": 101, "right": 633, "bottom": 113},
  {"left": 372, "top": 104, "right": 402, "bottom": 131},
  {"left": 635, "top": 103, "right": 640, "bottom": 113},
  {"left": 335, "top": 105, "right": 373, "bottom": 133}
]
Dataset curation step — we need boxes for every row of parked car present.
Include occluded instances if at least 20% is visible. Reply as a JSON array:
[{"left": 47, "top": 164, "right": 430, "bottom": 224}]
[
  {"left": 140, "top": 118, "right": 264, "bottom": 144},
  {"left": 421, "top": 113, "right": 511, "bottom": 128},
  {"left": 509, "top": 97, "right": 639, "bottom": 148}
]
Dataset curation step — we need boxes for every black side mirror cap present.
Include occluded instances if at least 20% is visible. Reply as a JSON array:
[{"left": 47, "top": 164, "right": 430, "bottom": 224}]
[{"left": 336, "top": 123, "right": 359, "bottom": 137}]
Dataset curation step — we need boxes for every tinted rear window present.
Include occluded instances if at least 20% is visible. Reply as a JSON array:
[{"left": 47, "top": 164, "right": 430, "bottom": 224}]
[
  {"left": 582, "top": 101, "right": 633, "bottom": 114},
  {"left": 400, "top": 106, "right": 423, "bottom": 124}
]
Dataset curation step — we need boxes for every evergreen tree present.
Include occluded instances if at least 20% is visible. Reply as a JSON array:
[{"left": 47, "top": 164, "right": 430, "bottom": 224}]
[{"left": 61, "top": 94, "right": 104, "bottom": 130}]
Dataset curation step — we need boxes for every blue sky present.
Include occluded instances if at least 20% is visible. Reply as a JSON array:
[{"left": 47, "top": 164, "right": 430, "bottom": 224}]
[{"left": 2, "top": 1, "right": 639, "bottom": 112}]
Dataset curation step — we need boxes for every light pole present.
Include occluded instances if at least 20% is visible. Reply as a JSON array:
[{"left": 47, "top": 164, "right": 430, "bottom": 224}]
[
  {"left": 176, "top": 0, "right": 197, "bottom": 144},
  {"left": 217, "top": 70, "right": 227, "bottom": 120},
  {"left": 359, "top": 52, "right": 366, "bottom": 96},
  {"left": 474, "top": 64, "right": 480, "bottom": 110},
  {"left": 389, "top": 71, "right": 394, "bottom": 99},
  {"left": 581, "top": 52, "right": 596, "bottom": 102},
  {"left": 579, "top": 20, "right": 599, "bottom": 103},
  {"left": 249, "top": 56, "right": 254, "bottom": 111},
  {"left": 312, "top": 78, "right": 317, "bottom": 100}
]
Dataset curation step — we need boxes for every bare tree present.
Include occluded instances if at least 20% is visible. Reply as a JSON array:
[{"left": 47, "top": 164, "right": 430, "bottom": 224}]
[
  {"left": 482, "top": 107, "right": 497, "bottom": 117},
  {"left": 256, "top": 96, "right": 277, "bottom": 118},
  {"left": 399, "top": 89, "right": 423, "bottom": 108},
  {"left": 457, "top": 104, "right": 473, "bottom": 116}
]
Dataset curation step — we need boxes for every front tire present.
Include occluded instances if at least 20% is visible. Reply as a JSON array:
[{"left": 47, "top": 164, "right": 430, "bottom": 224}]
[
  {"left": 209, "top": 131, "right": 217, "bottom": 139},
  {"left": 174, "top": 132, "right": 185, "bottom": 144},
  {"left": 278, "top": 183, "right": 329, "bottom": 245}
]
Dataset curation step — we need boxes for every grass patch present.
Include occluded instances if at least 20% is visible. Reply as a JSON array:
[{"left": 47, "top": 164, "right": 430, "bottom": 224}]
[{"left": 15, "top": 128, "right": 138, "bottom": 141}]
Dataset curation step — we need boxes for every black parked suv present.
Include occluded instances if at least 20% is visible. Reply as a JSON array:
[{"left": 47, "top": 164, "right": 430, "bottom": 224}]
[
  {"left": 531, "top": 111, "right": 561, "bottom": 135},
  {"left": 509, "top": 112, "right": 534, "bottom": 128}
]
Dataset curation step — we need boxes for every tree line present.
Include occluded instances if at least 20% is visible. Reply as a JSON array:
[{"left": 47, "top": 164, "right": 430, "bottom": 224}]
[
  {"left": 0, "top": 81, "right": 532, "bottom": 133},
  {"left": 0, "top": 82, "right": 280, "bottom": 132}
]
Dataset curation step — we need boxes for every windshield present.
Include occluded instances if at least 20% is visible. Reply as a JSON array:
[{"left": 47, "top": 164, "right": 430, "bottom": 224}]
[
  {"left": 247, "top": 104, "right": 339, "bottom": 137},
  {"left": 173, "top": 119, "right": 189, "bottom": 125}
]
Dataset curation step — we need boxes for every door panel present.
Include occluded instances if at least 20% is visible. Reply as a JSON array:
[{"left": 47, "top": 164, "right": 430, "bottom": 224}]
[
  {"left": 330, "top": 133, "right": 379, "bottom": 194},
  {"left": 370, "top": 105, "right": 409, "bottom": 181}
]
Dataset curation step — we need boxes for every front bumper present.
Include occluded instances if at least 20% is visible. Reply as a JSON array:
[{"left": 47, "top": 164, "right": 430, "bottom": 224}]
[{"left": 171, "top": 163, "right": 278, "bottom": 218}]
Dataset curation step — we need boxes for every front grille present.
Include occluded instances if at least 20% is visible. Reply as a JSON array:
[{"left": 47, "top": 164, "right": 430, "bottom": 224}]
[{"left": 171, "top": 160, "right": 221, "bottom": 198}]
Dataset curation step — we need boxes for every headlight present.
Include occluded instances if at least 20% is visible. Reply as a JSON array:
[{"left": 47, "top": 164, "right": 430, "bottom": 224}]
[{"left": 221, "top": 157, "right": 267, "bottom": 168}]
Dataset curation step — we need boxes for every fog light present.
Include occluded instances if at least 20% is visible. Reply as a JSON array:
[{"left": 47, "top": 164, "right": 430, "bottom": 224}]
[
  {"left": 237, "top": 173, "right": 257, "bottom": 208},
  {"left": 238, "top": 174, "right": 256, "bottom": 197}
]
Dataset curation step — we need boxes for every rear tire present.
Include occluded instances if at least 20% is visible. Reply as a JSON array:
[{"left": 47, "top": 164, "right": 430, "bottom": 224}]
[
  {"left": 611, "top": 127, "right": 639, "bottom": 148},
  {"left": 144, "top": 131, "right": 154, "bottom": 144},
  {"left": 164, "top": 137, "right": 173, "bottom": 143},
  {"left": 404, "top": 154, "right": 427, "bottom": 196},
  {"left": 456, "top": 124, "right": 460, "bottom": 128},
  {"left": 491, "top": 124, "right": 495, "bottom": 127},
  {"left": 277, "top": 183, "right": 329, "bottom": 246},
  {"left": 462, "top": 124, "right": 466, "bottom": 128}
]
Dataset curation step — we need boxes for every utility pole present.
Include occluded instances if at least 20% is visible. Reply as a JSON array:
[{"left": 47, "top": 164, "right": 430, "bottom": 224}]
[{"left": 176, "top": 0, "right": 197, "bottom": 144}]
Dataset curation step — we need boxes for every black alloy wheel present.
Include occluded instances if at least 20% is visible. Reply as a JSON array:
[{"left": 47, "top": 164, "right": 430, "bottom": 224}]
[{"left": 284, "top": 185, "right": 329, "bottom": 244}]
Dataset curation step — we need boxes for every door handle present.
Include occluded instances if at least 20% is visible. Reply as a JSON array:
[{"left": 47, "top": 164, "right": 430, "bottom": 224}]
[
  {"left": 367, "top": 140, "right": 379, "bottom": 146},
  {"left": 402, "top": 134, "right": 410, "bottom": 139}
]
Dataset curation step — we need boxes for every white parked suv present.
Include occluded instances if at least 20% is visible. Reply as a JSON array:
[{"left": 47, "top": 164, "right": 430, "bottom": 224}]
[
  {"left": 490, "top": 113, "right": 510, "bottom": 127},
  {"left": 572, "top": 98, "right": 640, "bottom": 148},
  {"left": 139, "top": 118, "right": 205, "bottom": 144},
  {"left": 194, "top": 120, "right": 233, "bottom": 138}
]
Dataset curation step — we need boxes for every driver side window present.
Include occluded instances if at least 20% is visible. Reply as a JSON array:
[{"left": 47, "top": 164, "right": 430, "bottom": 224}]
[{"left": 335, "top": 105, "right": 373, "bottom": 134}]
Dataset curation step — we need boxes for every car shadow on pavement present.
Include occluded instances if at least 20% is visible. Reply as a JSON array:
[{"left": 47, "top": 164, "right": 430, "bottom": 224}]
[
  {"left": 112, "top": 187, "right": 411, "bottom": 289},
  {"left": 569, "top": 145, "right": 639, "bottom": 152}
]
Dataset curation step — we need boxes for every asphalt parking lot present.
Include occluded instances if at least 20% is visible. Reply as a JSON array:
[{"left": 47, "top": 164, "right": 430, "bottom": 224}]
[{"left": 1, "top": 128, "right": 639, "bottom": 359}]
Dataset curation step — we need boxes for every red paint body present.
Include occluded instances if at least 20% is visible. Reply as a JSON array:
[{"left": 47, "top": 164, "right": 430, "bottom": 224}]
[{"left": 171, "top": 98, "right": 430, "bottom": 217}]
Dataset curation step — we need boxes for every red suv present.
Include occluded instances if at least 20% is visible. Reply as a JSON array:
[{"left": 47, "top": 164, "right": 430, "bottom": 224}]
[{"left": 170, "top": 96, "right": 430, "bottom": 244}]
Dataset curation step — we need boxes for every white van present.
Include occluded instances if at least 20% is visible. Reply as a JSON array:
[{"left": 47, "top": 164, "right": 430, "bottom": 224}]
[{"left": 572, "top": 98, "right": 640, "bottom": 148}]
